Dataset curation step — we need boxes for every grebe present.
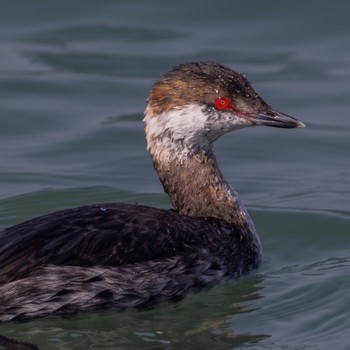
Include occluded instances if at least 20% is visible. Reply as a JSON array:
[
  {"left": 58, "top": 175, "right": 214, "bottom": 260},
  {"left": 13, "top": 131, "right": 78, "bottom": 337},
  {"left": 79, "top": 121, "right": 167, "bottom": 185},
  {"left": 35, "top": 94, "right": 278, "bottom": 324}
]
[{"left": 0, "top": 61, "right": 304, "bottom": 322}]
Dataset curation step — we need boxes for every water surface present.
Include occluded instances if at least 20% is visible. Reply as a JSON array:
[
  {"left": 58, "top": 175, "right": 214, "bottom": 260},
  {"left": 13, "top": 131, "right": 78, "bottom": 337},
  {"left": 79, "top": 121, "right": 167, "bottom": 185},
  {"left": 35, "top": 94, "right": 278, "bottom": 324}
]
[{"left": 1, "top": 1, "right": 350, "bottom": 349}]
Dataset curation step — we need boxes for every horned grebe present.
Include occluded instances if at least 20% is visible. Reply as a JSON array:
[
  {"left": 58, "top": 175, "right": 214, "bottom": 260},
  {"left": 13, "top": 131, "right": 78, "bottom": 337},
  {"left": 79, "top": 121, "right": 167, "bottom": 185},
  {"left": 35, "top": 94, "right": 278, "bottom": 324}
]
[{"left": 0, "top": 61, "right": 304, "bottom": 322}]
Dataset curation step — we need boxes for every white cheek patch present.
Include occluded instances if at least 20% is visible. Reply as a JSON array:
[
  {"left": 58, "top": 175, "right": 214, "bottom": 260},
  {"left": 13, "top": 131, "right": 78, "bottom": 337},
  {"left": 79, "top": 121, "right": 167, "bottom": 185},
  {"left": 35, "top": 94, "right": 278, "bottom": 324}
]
[
  {"left": 144, "top": 104, "right": 251, "bottom": 159},
  {"left": 144, "top": 104, "right": 211, "bottom": 158},
  {"left": 145, "top": 104, "right": 208, "bottom": 141}
]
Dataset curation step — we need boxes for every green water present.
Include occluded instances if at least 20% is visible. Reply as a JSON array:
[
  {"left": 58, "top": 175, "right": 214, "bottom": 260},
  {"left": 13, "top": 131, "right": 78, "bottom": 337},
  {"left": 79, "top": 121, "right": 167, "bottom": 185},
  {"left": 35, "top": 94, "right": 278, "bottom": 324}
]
[{"left": 1, "top": 0, "right": 350, "bottom": 349}]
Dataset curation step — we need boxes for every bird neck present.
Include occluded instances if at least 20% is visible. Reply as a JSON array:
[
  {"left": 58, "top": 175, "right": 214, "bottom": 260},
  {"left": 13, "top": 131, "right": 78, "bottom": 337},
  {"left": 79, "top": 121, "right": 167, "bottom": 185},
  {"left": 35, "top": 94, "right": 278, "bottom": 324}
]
[{"left": 149, "top": 144, "right": 256, "bottom": 237}]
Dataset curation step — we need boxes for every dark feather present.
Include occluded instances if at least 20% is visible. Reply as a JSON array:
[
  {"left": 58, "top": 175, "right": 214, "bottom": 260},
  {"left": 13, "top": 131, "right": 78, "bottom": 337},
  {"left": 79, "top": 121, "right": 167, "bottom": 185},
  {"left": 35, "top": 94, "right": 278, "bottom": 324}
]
[{"left": 0, "top": 203, "right": 260, "bottom": 322}]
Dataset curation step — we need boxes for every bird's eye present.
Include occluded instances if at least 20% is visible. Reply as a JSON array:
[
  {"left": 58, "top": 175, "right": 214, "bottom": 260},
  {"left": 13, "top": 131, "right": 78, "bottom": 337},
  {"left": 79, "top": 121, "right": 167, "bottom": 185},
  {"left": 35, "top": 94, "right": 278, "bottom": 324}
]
[{"left": 214, "top": 97, "right": 231, "bottom": 110}]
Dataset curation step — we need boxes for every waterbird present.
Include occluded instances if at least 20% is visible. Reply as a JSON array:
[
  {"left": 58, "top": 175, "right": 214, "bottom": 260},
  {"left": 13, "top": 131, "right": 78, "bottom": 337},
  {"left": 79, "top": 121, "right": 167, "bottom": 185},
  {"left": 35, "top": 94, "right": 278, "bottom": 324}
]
[{"left": 0, "top": 61, "right": 304, "bottom": 322}]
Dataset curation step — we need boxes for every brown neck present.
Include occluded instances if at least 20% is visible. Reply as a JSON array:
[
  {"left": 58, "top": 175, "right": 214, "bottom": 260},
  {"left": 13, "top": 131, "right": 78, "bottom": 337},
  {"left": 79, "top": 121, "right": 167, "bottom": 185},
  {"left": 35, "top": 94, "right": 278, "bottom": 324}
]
[{"left": 150, "top": 147, "right": 255, "bottom": 234}]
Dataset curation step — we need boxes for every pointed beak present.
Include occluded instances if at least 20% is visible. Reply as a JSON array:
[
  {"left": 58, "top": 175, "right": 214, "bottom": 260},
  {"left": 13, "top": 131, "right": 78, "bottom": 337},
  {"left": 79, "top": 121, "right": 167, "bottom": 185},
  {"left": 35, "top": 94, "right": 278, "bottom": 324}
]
[{"left": 248, "top": 108, "right": 305, "bottom": 128}]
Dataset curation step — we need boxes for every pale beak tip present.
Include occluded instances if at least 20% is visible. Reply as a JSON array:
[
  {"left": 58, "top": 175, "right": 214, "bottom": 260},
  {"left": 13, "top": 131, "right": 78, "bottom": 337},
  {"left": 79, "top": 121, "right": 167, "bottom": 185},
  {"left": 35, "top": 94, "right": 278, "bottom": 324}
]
[{"left": 296, "top": 120, "right": 306, "bottom": 128}]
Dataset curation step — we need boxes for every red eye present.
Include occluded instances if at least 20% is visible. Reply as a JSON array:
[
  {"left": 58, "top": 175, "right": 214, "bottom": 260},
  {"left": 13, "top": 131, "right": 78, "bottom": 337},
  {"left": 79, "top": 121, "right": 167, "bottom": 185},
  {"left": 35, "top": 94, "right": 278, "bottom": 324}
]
[{"left": 214, "top": 97, "right": 231, "bottom": 110}]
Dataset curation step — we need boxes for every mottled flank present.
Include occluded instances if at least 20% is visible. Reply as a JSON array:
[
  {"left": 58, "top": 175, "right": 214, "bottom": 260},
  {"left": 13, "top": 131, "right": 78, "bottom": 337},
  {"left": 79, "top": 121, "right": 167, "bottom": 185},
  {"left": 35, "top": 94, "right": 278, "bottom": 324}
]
[
  {"left": 0, "top": 61, "right": 303, "bottom": 322},
  {"left": 0, "top": 204, "right": 260, "bottom": 321}
]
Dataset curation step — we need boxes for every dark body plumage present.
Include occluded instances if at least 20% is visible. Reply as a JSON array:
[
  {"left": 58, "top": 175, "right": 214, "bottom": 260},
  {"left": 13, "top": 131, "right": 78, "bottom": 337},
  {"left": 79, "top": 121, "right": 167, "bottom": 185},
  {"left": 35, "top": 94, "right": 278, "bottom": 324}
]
[
  {"left": 0, "top": 203, "right": 259, "bottom": 322},
  {"left": 0, "top": 61, "right": 303, "bottom": 322}
]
